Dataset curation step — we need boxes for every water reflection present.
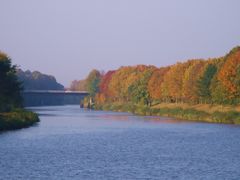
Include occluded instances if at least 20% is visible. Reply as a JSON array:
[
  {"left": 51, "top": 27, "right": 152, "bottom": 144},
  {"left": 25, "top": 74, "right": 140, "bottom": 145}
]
[{"left": 1, "top": 105, "right": 239, "bottom": 180}]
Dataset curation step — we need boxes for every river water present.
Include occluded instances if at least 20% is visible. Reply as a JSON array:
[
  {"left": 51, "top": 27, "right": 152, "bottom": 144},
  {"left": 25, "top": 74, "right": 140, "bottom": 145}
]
[{"left": 0, "top": 105, "right": 240, "bottom": 180}]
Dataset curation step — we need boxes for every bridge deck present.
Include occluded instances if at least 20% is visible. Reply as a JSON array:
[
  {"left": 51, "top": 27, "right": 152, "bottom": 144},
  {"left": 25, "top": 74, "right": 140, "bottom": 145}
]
[{"left": 22, "top": 90, "right": 89, "bottom": 106}]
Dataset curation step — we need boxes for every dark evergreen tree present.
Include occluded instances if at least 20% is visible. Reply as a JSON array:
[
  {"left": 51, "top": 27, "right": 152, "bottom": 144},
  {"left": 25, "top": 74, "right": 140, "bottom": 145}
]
[{"left": 0, "top": 52, "right": 22, "bottom": 112}]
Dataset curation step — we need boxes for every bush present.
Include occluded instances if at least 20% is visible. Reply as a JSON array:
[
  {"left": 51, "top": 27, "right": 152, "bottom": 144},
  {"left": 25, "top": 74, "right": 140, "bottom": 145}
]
[
  {"left": 212, "top": 111, "right": 240, "bottom": 124},
  {"left": 0, "top": 109, "right": 39, "bottom": 131}
]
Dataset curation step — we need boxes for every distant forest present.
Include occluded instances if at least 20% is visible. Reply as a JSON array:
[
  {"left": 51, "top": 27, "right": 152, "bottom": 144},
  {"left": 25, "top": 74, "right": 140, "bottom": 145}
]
[
  {"left": 71, "top": 46, "right": 240, "bottom": 106},
  {"left": 17, "top": 69, "right": 64, "bottom": 90}
]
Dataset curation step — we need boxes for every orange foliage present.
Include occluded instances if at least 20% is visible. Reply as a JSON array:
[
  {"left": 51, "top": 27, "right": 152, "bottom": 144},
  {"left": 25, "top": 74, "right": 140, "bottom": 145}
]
[
  {"left": 108, "top": 65, "right": 156, "bottom": 101},
  {"left": 90, "top": 46, "right": 240, "bottom": 105},
  {"left": 95, "top": 93, "right": 106, "bottom": 104},
  {"left": 99, "top": 70, "right": 116, "bottom": 97},
  {"left": 161, "top": 62, "right": 190, "bottom": 100},
  {"left": 218, "top": 48, "right": 240, "bottom": 98},
  {"left": 148, "top": 67, "right": 170, "bottom": 100},
  {"left": 182, "top": 60, "right": 206, "bottom": 101}
]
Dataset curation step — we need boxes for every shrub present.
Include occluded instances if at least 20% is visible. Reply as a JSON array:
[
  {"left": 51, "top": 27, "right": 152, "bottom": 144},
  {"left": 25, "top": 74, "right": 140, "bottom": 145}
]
[{"left": 0, "top": 109, "right": 39, "bottom": 131}]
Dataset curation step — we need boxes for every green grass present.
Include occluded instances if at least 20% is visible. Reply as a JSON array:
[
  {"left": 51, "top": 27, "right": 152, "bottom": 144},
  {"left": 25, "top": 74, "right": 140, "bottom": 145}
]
[
  {"left": 0, "top": 109, "right": 39, "bottom": 131},
  {"left": 95, "top": 102, "right": 240, "bottom": 124}
]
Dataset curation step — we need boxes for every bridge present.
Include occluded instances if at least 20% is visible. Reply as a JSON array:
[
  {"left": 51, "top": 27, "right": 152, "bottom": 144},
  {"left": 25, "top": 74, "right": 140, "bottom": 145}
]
[{"left": 22, "top": 90, "right": 89, "bottom": 107}]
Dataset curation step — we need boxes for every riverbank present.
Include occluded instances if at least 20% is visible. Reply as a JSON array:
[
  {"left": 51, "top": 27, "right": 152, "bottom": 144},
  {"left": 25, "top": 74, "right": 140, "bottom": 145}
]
[
  {"left": 95, "top": 103, "right": 240, "bottom": 124},
  {"left": 0, "top": 109, "right": 39, "bottom": 131}
]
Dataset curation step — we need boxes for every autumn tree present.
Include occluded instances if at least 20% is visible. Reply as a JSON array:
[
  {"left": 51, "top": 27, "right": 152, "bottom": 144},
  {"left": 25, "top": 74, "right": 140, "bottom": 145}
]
[
  {"left": 218, "top": 46, "right": 240, "bottom": 101},
  {"left": 70, "top": 79, "right": 87, "bottom": 91},
  {"left": 161, "top": 62, "right": 190, "bottom": 103},
  {"left": 99, "top": 71, "right": 115, "bottom": 95},
  {"left": 95, "top": 70, "right": 116, "bottom": 104},
  {"left": 182, "top": 60, "right": 206, "bottom": 103},
  {"left": 148, "top": 67, "right": 169, "bottom": 101},
  {"left": 108, "top": 66, "right": 138, "bottom": 101},
  {"left": 107, "top": 65, "right": 156, "bottom": 103}
]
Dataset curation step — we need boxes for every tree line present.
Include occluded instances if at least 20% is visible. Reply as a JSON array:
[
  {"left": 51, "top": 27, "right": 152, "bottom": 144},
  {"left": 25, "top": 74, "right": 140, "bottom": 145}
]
[
  {"left": 17, "top": 69, "right": 64, "bottom": 90},
  {"left": 71, "top": 46, "right": 240, "bottom": 106}
]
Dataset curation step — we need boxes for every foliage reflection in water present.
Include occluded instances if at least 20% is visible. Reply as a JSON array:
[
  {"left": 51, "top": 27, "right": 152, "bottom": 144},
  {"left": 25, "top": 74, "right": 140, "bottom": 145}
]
[{"left": 0, "top": 105, "right": 240, "bottom": 180}]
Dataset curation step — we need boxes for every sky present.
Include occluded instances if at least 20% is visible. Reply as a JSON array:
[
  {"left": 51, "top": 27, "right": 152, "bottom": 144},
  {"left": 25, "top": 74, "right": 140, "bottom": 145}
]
[{"left": 1, "top": 0, "right": 240, "bottom": 87}]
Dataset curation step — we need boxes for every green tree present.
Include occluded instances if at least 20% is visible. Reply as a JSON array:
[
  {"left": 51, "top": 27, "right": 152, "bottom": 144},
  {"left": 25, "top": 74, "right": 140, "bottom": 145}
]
[
  {"left": 128, "top": 68, "right": 153, "bottom": 106},
  {"left": 197, "top": 64, "right": 217, "bottom": 103},
  {"left": 0, "top": 52, "right": 22, "bottom": 112},
  {"left": 210, "top": 76, "right": 228, "bottom": 105},
  {"left": 85, "top": 69, "right": 102, "bottom": 97}
]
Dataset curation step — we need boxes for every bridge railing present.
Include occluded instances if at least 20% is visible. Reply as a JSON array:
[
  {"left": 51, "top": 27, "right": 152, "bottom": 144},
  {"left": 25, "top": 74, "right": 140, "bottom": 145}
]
[{"left": 23, "top": 90, "right": 89, "bottom": 94}]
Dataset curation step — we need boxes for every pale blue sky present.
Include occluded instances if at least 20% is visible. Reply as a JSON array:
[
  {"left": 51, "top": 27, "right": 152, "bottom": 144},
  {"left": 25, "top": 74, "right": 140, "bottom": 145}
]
[{"left": 1, "top": 0, "right": 240, "bottom": 87}]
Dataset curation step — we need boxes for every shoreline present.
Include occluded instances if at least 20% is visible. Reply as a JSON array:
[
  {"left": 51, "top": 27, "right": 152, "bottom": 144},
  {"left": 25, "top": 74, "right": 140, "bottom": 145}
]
[{"left": 95, "top": 103, "right": 240, "bottom": 125}]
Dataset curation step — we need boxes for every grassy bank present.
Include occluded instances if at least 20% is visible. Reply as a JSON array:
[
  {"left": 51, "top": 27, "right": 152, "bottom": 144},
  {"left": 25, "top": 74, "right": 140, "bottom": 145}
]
[
  {"left": 0, "top": 109, "right": 39, "bottom": 131},
  {"left": 95, "top": 103, "right": 240, "bottom": 124}
]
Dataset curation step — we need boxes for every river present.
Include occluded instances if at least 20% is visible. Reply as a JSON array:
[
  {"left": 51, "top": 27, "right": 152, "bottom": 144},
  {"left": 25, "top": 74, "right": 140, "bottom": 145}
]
[{"left": 0, "top": 105, "right": 240, "bottom": 180}]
